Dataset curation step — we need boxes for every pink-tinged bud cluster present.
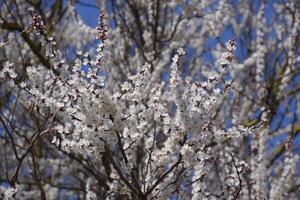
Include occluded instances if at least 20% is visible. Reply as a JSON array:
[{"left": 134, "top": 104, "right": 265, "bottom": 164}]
[
  {"left": 225, "top": 38, "right": 236, "bottom": 62},
  {"left": 32, "top": 13, "right": 45, "bottom": 35},
  {"left": 96, "top": 13, "right": 107, "bottom": 42},
  {"left": 228, "top": 39, "right": 236, "bottom": 52}
]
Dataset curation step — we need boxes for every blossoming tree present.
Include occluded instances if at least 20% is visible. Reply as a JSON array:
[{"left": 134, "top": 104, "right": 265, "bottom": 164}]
[{"left": 0, "top": 0, "right": 299, "bottom": 199}]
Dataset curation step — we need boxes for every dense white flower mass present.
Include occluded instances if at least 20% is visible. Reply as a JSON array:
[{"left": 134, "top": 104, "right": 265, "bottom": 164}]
[
  {"left": 0, "top": 0, "right": 299, "bottom": 199},
  {"left": 0, "top": 185, "right": 19, "bottom": 200}
]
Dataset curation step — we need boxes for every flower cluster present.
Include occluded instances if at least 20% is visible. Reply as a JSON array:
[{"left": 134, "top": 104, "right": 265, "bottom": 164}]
[
  {"left": 32, "top": 13, "right": 45, "bottom": 35},
  {"left": 96, "top": 13, "right": 108, "bottom": 42}
]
